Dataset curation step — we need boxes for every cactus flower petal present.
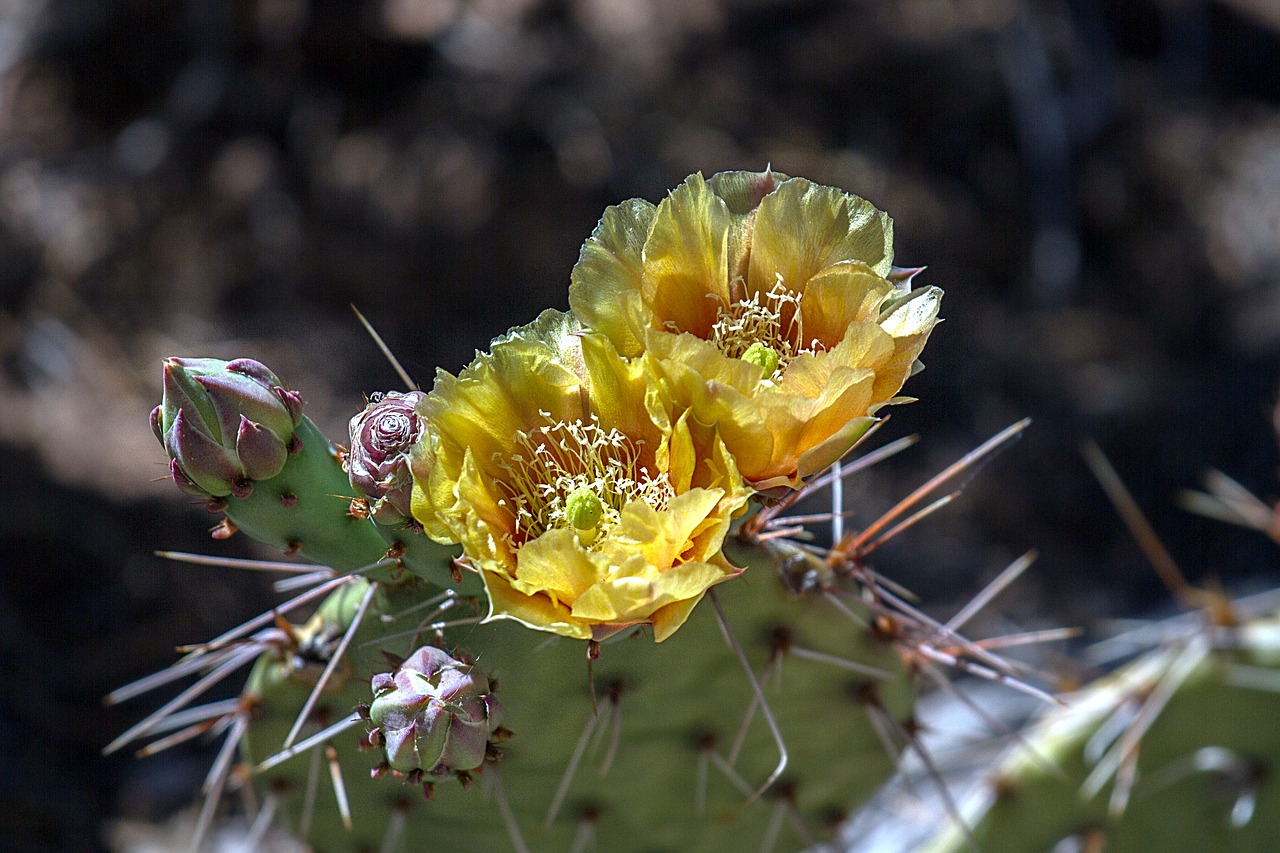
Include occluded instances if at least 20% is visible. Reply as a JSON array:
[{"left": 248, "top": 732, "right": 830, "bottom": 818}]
[
  {"left": 569, "top": 169, "right": 942, "bottom": 491},
  {"left": 412, "top": 310, "right": 751, "bottom": 643}
]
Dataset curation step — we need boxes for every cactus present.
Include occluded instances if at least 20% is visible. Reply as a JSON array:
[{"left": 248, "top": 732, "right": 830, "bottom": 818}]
[
  {"left": 130, "top": 173, "right": 1280, "bottom": 853},
  {"left": 915, "top": 604, "right": 1280, "bottom": 853},
  {"left": 114, "top": 170, "right": 1032, "bottom": 852},
  {"left": 903, "top": 441, "right": 1280, "bottom": 853},
  {"left": 119, "top": 168, "right": 1280, "bottom": 853}
]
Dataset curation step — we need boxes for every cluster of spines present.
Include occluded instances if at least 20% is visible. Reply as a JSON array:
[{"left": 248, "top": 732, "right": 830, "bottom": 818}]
[{"left": 109, "top": 389, "right": 1074, "bottom": 852}]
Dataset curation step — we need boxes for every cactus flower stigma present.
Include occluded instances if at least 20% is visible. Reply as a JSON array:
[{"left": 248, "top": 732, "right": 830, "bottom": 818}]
[
  {"left": 569, "top": 169, "right": 943, "bottom": 491},
  {"left": 367, "top": 645, "right": 503, "bottom": 778},
  {"left": 151, "top": 357, "right": 303, "bottom": 497},
  {"left": 411, "top": 310, "right": 751, "bottom": 642},
  {"left": 346, "top": 390, "right": 427, "bottom": 525}
]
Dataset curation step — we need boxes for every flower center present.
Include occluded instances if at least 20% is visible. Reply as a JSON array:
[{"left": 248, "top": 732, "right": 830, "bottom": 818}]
[
  {"left": 708, "top": 278, "right": 817, "bottom": 379},
  {"left": 493, "top": 413, "right": 673, "bottom": 547},
  {"left": 371, "top": 412, "right": 416, "bottom": 452}
]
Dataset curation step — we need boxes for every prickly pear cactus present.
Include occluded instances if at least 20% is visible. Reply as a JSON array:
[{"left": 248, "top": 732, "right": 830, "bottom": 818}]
[
  {"left": 113, "top": 170, "right": 994, "bottom": 852},
  {"left": 916, "top": 441, "right": 1280, "bottom": 853},
  {"left": 918, "top": 610, "right": 1280, "bottom": 853}
]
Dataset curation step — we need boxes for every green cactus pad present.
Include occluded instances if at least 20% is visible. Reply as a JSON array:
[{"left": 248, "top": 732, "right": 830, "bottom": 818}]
[
  {"left": 243, "top": 533, "right": 915, "bottom": 853},
  {"left": 920, "top": 613, "right": 1280, "bottom": 853}
]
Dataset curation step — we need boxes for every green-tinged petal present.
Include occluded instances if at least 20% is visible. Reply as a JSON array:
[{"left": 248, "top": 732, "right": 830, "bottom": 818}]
[
  {"left": 748, "top": 178, "right": 895, "bottom": 298},
  {"left": 874, "top": 285, "right": 942, "bottom": 400},
  {"left": 801, "top": 263, "right": 896, "bottom": 347},
  {"left": 706, "top": 168, "right": 790, "bottom": 215},
  {"left": 880, "top": 285, "right": 943, "bottom": 337},
  {"left": 482, "top": 570, "right": 591, "bottom": 640},
  {"left": 569, "top": 199, "right": 657, "bottom": 358},
  {"left": 795, "top": 416, "right": 879, "bottom": 485},
  {"left": 509, "top": 528, "right": 603, "bottom": 603},
  {"left": 642, "top": 173, "right": 734, "bottom": 338}
]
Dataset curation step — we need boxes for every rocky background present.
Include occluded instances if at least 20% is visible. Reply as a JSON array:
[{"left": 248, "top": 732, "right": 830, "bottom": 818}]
[{"left": 2, "top": 1, "right": 1280, "bottom": 850}]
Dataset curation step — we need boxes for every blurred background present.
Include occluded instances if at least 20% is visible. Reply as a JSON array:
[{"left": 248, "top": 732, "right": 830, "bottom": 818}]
[{"left": 2, "top": 0, "right": 1279, "bottom": 850}]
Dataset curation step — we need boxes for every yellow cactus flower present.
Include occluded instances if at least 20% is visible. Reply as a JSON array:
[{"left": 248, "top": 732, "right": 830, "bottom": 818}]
[
  {"left": 410, "top": 310, "right": 751, "bottom": 642},
  {"left": 569, "top": 170, "right": 942, "bottom": 491}
]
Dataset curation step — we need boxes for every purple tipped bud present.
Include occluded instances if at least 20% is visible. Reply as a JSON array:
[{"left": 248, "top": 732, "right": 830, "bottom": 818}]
[
  {"left": 346, "top": 391, "right": 426, "bottom": 525},
  {"left": 235, "top": 416, "right": 289, "bottom": 481},
  {"left": 170, "top": 459, "right": 210, "bottom": 497},
  {"left": 153, "top": 357, "right": 304, "bottom": 497},
  {"left": 169, "top": 408, "right": 242, "bottom": 495},
  {"left": 277, "top": 387, "right": 304, "bottom": 426},
  {"left": 367, "top": 645, "right": 503, "bottom": 778},
  {"left": 150, "top": 405, "right": 165, "bottom": 446}
]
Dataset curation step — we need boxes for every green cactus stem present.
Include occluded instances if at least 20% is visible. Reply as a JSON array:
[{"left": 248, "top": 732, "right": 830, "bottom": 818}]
[
  {"left": 919, "top": 610, "right": 1280, "bottom": 853},
  {"left": 239, "top": 531, "right": 916, "bottom": 853}
]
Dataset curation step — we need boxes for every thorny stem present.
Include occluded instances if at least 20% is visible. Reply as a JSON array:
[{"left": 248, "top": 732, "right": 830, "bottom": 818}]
[
  {"left": 327, "top": 744, "right": 353, "bottom": 830},
  {"left": 283, "top": 579, "right": 379, "bottom": 750},
  {"left": 1082, "top": 440, "right": 1200, "bottom": 612},
  {"left": 845, "top": 419, "right": 1030, "bottom": 558},
  {"left": 256, "top": 712, "right": 364, "bottom": 773},
  {"left": 493, "top": 768, "right": 531, "bottom": 853},
  {"left": 709, "top": 587, "right": 788, "bottom": 805},
  {"left": 945, "top": 550, "right": 1037, "bottom": 632},
  {"left": 545, "top": 705, "right": 604, "bottom": 826}
]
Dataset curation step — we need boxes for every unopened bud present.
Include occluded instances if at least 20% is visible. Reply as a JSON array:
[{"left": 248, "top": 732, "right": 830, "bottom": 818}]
[
  {"left": 367, "top": 645, "right": 504, "bottom": 779},
  {"left": 346, "top": 391, "right": 427, "bottom": 525},
  {"left": 153, "top": 357, "right": 303, "bottom": 497}
]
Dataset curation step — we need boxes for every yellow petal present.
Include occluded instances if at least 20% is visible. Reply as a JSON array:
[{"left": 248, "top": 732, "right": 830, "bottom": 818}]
[
  {"left": 508, "top": 528, "right": 602, "bottom": 602},
  {"left": 748, "top": 178, "right": 895, "bottom": 299},
  {"left": 569, "top": 199, "right": 657, "bottom": 358},
  {"left": 642, "top": 173, "right": 734, "bottom": 338},
  {"left": 482, "top": 569, "right": 591, "bottom": 640},
  {"left": 571, "top": 558, "right": 726, "bottom": 625},
  {"left": 604, "top": 489, "right": 726, "bottom": 570},
  {"left": 706, "top": 168, "right": 789, "bottom": 214},
  {"left": 801, "top": 263, "right": 896, "bottom": 348}
]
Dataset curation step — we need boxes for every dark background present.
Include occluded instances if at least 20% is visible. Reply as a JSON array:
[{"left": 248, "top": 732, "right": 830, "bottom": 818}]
[{"left": 2, "top": 1, "right": 1279, "bottom": 850}]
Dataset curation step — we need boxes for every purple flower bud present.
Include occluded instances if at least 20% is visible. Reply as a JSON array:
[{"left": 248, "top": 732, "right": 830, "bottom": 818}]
[
  {"left": 346, "top": 391, "right": 426, "bottom": 525},
  {"left": 153, "top": 357, "right": 303, "bottom": 497},
  {"left": 169, "top": 459, "right": 209, "bottom": 497},
  {"left": 367, "top": 645, "right": 503, "bottom": 778},
  {"left": 234, "top": 416, "right": 289, "bottom": 481},
  {"left": 150, "top": 405, "right": 165, "bottom": 445},
  {"left": 168, "top": 408, "right": 242, "bottom": 495}
]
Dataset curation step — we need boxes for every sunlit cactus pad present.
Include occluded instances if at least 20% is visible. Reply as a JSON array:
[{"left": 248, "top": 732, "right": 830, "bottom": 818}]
[
  {"left": 920, "top": 611, "right": 1280, "bottom": 853},
  {"left": 244, "top": 538, "right": 914, "bottom": 852}
]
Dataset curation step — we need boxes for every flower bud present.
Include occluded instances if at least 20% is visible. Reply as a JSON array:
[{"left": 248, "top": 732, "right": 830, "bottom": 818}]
[
  {"left": 366, "top": 645, "right": 503, "bottom": 778},
  {"left": 346, "top": 391, "right": 426, "bottom": 525},
  {"left": 152, "top": 357, "right": 303, "bottom": 498}
]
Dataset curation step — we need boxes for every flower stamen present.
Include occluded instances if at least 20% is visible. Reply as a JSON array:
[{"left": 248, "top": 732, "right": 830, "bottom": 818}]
[
  {"left": 493, "top": 414, "right": 673, "bottom": 547},
  {"left": 709, "top": 278, "right": 817, "bottom": 380}
]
